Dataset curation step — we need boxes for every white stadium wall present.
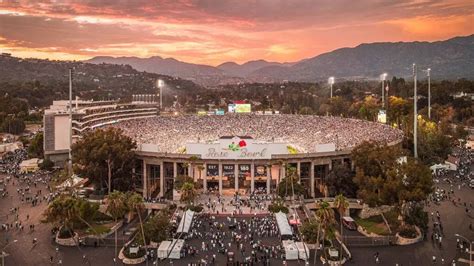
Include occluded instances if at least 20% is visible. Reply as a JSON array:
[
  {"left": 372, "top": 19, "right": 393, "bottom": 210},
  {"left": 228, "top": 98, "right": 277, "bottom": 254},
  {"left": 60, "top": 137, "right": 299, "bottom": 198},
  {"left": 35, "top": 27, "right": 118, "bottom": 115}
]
[
  {"left": 186, "top": 137, "right": 289, "bottom": 159},
  {"left": 315, "top": 143, "right": 336, "bottom": 153},
  {"left": 54, "top": 115, "right": 71, "bottom": 151}
]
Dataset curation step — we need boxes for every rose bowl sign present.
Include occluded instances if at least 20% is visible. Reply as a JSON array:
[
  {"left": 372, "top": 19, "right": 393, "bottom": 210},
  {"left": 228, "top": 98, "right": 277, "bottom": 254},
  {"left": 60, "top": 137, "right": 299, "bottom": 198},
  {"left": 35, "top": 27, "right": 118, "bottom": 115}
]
[{"left": 186, "top": 137, "right": 288, "bottom": 160}]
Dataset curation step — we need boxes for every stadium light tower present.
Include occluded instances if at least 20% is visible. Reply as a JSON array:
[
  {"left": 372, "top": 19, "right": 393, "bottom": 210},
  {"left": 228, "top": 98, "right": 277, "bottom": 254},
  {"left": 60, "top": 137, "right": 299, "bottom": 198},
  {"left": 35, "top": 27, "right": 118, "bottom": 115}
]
[
  {"left": 413, "top": 64, "right": 418, "bottom": 159},
  {"left": 68, "top": 68, "right": 73, "bottom": 177},
  {"left": 425, "top": 68, "right": 431, "bottom": 119},
  {"left": 157, "top": 79, "right": 164, "bottom": 110},
  {"left": 381, "top": 73, "right": 387, "bottom": 108},
  {"left": 328, "top": 77, "right": 335, "bottom": 98}
]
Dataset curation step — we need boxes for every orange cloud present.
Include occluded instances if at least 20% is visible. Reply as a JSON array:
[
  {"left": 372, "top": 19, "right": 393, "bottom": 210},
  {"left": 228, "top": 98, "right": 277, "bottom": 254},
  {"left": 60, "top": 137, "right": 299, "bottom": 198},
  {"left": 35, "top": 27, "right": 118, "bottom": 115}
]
[
  {"left": 385, "top": 15, "right": 473, "bottom": 38},
  {"left": 0, "top": 0, "right": 473, "bottom": 65}
]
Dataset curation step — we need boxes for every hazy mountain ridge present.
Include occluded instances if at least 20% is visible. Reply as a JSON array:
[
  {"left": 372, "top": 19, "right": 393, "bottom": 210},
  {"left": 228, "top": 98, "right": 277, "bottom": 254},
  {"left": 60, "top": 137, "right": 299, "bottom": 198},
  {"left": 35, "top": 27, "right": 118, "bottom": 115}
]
[
  {"left": 252, "top": 35, "right": 474, "bottom": 82},
  {"left": 86, "top": 35, "right": 474, "bottom": 84}
]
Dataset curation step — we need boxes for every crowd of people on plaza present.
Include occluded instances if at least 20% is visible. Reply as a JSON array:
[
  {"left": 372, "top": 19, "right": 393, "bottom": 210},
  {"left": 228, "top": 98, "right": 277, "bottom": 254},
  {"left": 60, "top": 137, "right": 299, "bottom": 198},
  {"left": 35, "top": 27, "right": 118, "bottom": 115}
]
[
  {"left": 428, "top": 146, "right": 473, "bottom": 265},
  {"left": 0, "top": 148, "right": 57, "bottom": 245},
  {"left": 111, "top": 114, "right": 403, "bottom": 153},
  {"left": 181, "top": 214, "right": 285, "bottom": 265}
]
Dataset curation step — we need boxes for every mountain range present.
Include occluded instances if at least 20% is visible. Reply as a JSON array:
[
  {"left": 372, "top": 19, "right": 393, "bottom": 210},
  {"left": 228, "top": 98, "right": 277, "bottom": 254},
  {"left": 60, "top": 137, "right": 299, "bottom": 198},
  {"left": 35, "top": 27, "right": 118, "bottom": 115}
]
[{"left": 86, "top": 35, "right": 474, "bottom": 85}]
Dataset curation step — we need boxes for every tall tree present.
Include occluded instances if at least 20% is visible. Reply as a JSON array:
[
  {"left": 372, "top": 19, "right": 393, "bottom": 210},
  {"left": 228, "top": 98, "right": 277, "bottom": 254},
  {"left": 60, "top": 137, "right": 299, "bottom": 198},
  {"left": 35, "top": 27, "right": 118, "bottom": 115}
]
[
  {"left": 106, "top": 191, "right": 128, "bottom": 262},
  {"left": 180, "top": 182, "right": 197, "bottom": 205},
  {"left": 72, "top": 127, "right": 136, "bottom": 194},
  {"left": 334, "top": 194, "right": 349, "bottom": 258},
  {"left": 28, "top": 132, "right": 44, "bottom": 158},
  {"left": 315, "top": 201, "right": 336, "bottom": 262},
  {"left": 326, "top": 165, "right": 357, "bottom": 197}
]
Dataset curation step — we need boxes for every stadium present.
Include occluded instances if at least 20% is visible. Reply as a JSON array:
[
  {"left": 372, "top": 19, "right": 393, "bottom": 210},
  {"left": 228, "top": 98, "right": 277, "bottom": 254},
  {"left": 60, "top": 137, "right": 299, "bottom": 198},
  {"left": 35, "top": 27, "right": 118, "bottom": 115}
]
[
  {"left": 43, "top": 98, "right": 403, "bottom": 200},
  {"left": 108, "top": 114, "right": 403, "bottom": 200}
]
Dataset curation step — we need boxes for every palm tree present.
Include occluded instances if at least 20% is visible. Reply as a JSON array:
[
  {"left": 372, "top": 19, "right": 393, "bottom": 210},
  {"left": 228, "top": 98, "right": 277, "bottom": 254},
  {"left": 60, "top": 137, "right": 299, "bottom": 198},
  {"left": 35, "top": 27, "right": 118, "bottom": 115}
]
[
  {"left": 43, "top": 195, "right": 78, "bottom": 237},
  {"left": 334, "top": 194, "right": 349, "bottom": 260},
  {"left": 106, "top": 191, "right": 128, "bottom": 263},
  {"left": 314, "top": 200, "right": 336, "bottom": 263},
  {"left": 180, "top": 182, "right": 197, "bottom": 205},
  {"left": 189, "top": 155, "right": 199, "bottom": 181},
  {"left": 182, "top": 162, "right": 190, "bottom": 176},
  {"left": 127, "top": 192, "right": 147, "bottom": 260},
  {"left": 286, "top": 166, "right": 298, "bottom": 202},
  {"left": 197, "top": 165, "right": 205, "bottom": 189}
]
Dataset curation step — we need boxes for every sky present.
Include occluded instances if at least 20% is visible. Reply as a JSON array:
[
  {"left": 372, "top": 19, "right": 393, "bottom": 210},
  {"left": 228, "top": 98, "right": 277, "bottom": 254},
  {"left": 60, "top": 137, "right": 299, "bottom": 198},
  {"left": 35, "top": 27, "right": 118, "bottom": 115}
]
[{"left": 0, "top": 0, "right": 473, "bottom": 66}]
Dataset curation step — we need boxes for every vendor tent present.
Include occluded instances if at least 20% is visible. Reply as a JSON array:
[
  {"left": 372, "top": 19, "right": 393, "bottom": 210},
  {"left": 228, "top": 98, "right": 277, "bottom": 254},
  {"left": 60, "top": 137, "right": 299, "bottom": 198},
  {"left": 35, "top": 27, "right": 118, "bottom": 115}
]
[
  {"left": 282, "top": 240, "right": 299, "bottom": 260},
  {"left": 282, "top": 240, "right": 309, "bottom": 260},
  {"left": 176, "top": 210, "right": 194, "bottom": 234},
  {"left": 295, "top": 241, "right": 310, "bottom": 260},
  {"left": 157, "top": 239, "right": 184, "bottom": 259},
  {"left": 275, "top": 211, "right": 292, "bottom": 237}
]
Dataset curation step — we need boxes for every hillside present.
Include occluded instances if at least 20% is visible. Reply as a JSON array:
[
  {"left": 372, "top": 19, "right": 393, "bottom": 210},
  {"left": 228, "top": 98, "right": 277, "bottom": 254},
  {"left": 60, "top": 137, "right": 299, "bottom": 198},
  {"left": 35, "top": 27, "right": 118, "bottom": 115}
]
[
  {"left": 86, "top": 35, "right": 474, "bottom": 84},
  {"left": 249, "top": 35, "right": 474, "bottom": 82},
  {"left": 0, "top": 54, "right": 203, "bottom": 108}
]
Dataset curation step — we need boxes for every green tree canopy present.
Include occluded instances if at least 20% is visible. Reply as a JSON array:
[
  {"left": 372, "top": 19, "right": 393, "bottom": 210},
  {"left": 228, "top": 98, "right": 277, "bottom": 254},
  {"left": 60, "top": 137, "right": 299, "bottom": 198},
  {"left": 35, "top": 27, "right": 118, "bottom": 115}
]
[
  {"left": 325, "top": 165, "right": 358, "bottom": 197},
  {"left": 72, "top": 127, "right": 137, "bottom": 194},
  {"left": 28, "top": 132, "right": 44, "bottom": 158}
]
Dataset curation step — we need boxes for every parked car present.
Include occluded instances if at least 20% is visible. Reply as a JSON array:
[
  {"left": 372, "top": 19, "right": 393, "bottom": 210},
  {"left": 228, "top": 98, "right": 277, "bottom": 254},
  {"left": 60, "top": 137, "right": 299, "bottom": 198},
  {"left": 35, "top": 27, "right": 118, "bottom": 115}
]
[{"left": 342, "top": 216, "right": 357, "bottom": 230}]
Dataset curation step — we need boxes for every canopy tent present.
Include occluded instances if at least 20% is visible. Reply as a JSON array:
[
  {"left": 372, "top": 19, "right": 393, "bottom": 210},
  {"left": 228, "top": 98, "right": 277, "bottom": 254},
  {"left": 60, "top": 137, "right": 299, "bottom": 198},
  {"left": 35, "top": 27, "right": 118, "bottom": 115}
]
[
  {"left": 282, "top": 240, "right": 299, "bottom": 260},
  {"left": 295, "top": 241, "right": 310, "bottom": 260},
  {"left": 430, "top": 163, "right": 448, "bottom": 173},
  {"left": 275, "top": 211, "right": 293, "bottom": 237},
  {"left": 282, "top": 240, "right": 309, "bottom": 261},
  {"left": 176, "top": 210, "right": 194, "bottom": 234},
  {"left": 157, "top": 239, "right": 184, "bottom": 259}
]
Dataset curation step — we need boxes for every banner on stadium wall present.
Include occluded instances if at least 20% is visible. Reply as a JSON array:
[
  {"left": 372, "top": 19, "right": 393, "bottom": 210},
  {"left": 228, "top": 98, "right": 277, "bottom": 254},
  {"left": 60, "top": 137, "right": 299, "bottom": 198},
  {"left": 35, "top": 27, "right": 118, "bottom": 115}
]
[
  {"left": 197, "top": 111, "right": 207, "bottom": 116},
  {"left": 377, "top": 110, "right": 387, "bottom": 124},
  {"left": 186, "top": 136, "right": 288, "bottom": 159},
  {"left": 235, "top": 104, "right": 251, "bottom": 113},
  {"left": 228, "top": 104, "right": 236, "bottom": 113},
  {"left": 215, "top": 109, "right": 225, "bottom": 115}
]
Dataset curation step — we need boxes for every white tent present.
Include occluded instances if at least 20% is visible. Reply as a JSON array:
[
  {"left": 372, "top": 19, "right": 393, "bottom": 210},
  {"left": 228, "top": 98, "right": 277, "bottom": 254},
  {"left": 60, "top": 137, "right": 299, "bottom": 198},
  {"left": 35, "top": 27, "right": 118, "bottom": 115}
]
[
  {"left": 295, "top": 242, "right": 310, "bottom": 260},
  {"left": 176, "top": 210, "right": 194, "bottom": 234},
  {"left": 157, "top": 239, "right": 184, "bottom": 259},
  {"left": 282, "top": 240, "right": 299, "bottom": 260},
  {"left": 275, "top": 211, "right": 292, "bottom": 236},
  {"left": 430, "top": 164, "right": 448, "bottom": 173}
]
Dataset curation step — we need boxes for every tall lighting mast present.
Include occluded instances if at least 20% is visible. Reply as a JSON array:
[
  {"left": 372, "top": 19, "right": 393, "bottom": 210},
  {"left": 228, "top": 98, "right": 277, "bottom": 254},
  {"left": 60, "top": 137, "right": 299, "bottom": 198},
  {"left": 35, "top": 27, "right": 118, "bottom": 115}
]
[
  {"left": 68, "top": 68, "right": 73, "bottom": 176},
  {"left": 381, "top": 73, "right": 387, "bottom": 108},
  {"left": 157, "top": 79, "right": 164, "bottom": 110},
  {"left": 413, "top": 64, "right": 418, "bottom": 159},
  {"left": 426, "top": 68, "right": 431, "bottom": 119},
  {"left": 328, "top": 77, "right": 335, "bottom": 98}
]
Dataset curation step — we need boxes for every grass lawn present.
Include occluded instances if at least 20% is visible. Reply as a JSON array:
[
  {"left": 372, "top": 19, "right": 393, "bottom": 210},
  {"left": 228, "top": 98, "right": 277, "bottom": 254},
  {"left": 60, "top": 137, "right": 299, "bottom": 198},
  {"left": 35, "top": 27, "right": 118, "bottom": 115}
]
[
  {"left": 85, "top": 224, "right": 111, "bottom": 235},
  {"left": 355, "top": 215, "right": 391, "bottom": 235}
]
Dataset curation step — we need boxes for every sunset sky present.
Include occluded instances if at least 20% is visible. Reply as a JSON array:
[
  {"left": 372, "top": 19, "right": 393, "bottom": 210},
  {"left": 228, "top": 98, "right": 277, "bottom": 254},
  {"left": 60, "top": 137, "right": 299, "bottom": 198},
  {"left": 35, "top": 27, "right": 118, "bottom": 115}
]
[{"left": 0, "top": 0, "right": 473, "bottom": 66}]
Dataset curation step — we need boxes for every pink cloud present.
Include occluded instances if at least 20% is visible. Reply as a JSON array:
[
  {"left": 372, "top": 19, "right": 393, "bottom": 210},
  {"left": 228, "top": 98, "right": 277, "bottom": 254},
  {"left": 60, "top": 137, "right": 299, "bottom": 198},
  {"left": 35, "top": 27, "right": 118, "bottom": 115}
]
[{"left": 0, "top": 0, "right": 473, "bottom": 65}]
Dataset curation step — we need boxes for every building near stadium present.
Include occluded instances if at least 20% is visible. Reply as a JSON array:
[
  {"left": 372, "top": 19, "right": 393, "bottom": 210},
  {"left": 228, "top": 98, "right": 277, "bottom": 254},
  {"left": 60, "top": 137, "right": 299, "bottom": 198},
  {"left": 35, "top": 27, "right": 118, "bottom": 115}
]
[
  {"left": 43, "top": 96, "right": 159, "bottom": 163},
  {"left": 43, "top": 98, "right": 403, "bottom": 199}
]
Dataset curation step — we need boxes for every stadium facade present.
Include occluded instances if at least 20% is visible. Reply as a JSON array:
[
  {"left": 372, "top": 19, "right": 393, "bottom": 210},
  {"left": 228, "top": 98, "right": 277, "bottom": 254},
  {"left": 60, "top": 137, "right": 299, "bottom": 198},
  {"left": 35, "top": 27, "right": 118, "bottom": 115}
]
[
  {"left": 44, "top": 98, "right": 402, "bottom": 199},
  {"left": 43, "top": 96, "right": 159, "bottom": 163},
  {"left": 136, "top": 138, "right": 351, "bottom": 199}
]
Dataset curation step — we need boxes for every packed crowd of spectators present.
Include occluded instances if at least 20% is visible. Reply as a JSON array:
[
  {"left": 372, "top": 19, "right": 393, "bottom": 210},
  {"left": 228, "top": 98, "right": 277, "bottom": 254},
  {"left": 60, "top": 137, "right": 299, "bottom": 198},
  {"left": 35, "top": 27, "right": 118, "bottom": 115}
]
[
  {"left": 111, "top": 114, "right": 403, "bottom": 153},
  {"left": 183, "top": 214, "right": 284, "bottom": 264}
]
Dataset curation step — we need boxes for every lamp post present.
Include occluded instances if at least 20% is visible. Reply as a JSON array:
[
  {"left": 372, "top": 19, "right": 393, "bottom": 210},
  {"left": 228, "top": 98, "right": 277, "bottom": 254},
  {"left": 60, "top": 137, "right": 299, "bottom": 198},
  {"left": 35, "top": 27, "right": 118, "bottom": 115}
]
[
  {"left": 413, "top": 64, "right": 418, "bottom": 159},
  {"left": 157, "top": 79, "right": 164, "bottom": 110},
  {"left": 1, "top": 239, "right": 18, "bottom": 266},
  {"left": 425, "top": 68, "right": 431, "bottom": 119},
  {"left": 455, "top": 234, "right": 472, "bottom": 264},
  {"left": 68, "top": 68, "right": 73, "bottom": 177},
  {"left": 328, "top": 77, "right": 335, "bottom": 98},
  {"left": 381, "top": 73, "right": 387, "bottom": 108}
]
